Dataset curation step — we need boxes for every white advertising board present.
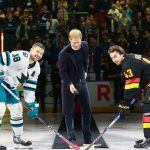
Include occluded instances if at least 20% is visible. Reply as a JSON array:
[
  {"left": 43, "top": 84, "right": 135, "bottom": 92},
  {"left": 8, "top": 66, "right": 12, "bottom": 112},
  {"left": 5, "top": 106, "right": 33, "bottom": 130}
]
[{"left": 87, "top": 81, "right": 114, "bottom": 107}]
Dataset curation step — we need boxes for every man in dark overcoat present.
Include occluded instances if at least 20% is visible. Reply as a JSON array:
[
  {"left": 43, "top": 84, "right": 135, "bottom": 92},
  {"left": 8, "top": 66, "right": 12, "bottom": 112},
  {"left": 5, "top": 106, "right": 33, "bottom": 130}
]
[{"left": 58, "top": 29, "right": 92, "bottom": 144}]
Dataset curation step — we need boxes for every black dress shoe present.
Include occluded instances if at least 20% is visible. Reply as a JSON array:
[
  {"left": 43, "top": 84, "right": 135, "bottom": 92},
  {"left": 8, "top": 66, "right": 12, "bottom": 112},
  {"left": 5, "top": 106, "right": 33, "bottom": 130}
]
[
  {"left": 68, "top": 136, "right": 77, "bottom": 148},
  {"left": 68, "top": 136, "right": 76, "bottom": 141}
]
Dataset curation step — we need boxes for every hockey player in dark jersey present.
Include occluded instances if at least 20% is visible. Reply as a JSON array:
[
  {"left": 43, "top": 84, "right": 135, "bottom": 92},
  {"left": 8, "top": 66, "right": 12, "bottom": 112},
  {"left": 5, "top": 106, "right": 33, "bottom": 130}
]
[{"left": 108, "top": 45, "right": 150, "bottom": 148}]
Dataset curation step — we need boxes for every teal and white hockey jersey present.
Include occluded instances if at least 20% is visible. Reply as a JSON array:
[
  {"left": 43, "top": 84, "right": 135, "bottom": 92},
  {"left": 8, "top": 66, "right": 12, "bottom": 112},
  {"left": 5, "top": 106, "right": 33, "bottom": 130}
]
[{"left": 0, "top": 50, "right": 41, "bottom": 103}]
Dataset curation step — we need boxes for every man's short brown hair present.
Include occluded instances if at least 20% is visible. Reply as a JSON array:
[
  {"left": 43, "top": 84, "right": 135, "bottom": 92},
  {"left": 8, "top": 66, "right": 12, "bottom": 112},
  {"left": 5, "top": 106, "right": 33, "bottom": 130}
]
[
  {"left": 108, "top": 45, "right": 126, "bottom": 55},
  {"left": 69, "top": 29, "right": 82, "bottom": 39},
  {"left": 32, "top": 43, "right": 45, "bottom": 50}
]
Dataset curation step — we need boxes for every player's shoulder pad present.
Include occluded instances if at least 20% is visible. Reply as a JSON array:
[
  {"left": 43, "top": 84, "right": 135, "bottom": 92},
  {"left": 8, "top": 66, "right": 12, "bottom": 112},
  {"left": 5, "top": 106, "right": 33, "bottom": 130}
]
[
  {"left": 134, "top": 54, "right": 142, "bottom": 60},
  {"left": 11, "top": 50, "right": 29, "bottom": 58},
  {"left": 0, "top": 51, "right": 11, "bottom": 66}
]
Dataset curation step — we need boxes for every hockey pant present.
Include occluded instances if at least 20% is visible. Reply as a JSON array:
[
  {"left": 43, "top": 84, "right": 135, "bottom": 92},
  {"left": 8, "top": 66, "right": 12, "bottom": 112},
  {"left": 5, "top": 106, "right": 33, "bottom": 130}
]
[
  {"left": 0, "top": 84, "right": 23, "bottom": 136},
  {"left": 142, "top": 86, "right": 150, "bottom": 138}
]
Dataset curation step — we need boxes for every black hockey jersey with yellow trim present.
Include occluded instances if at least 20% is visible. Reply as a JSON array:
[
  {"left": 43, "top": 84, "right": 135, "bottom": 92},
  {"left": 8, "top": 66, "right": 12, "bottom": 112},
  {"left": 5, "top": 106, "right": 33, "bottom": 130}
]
[{"left": 121, "top": 53, "right": 150, "bottom": 102}]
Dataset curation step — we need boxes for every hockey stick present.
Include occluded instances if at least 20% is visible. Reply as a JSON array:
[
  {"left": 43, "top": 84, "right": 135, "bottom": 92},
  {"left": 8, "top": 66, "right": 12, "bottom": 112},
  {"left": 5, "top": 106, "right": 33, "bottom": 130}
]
[
  {"left": 84, "top": 89, "right": 144, "bottom": 150},
  {"left": 1, "top": 83, "right": 80, "bottom": 150}
]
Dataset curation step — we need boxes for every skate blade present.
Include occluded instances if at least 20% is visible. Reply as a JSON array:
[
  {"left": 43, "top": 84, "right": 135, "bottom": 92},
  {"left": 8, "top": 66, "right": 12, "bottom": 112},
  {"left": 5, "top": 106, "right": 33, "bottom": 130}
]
[
  {"left": 14, "top": 144, "right": 33, "bottom": 149},
  {"left": 0, "top": 145, "right": 7, "bottom": 150},
  {"left": 134, "top": 144, "right": 150, "bottom": 149}
]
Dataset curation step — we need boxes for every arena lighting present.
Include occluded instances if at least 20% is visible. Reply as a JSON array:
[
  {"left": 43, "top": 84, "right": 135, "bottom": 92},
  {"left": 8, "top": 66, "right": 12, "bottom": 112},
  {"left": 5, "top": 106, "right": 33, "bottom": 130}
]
[{"left": 1, "top": 31, "right": 4, "bottom": 52}]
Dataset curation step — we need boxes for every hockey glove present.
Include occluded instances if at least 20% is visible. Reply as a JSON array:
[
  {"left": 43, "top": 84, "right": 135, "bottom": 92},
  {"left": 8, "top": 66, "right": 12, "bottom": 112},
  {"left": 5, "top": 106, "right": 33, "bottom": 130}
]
[
  {"left": 0, "top": 70, "right": 4, "bottom": 84},
  {"left": 118, "top": 101, "right": 130, "bottom": 119},
  {"left": 26, "top": 101, "right": 39, "bottom": 119}
]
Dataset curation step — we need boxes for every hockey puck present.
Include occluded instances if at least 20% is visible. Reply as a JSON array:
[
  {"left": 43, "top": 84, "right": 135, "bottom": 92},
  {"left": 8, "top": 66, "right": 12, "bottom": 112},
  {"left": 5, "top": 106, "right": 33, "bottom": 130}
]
[{"left": 0, "top": 145, "right": 6, "bottom": 150}]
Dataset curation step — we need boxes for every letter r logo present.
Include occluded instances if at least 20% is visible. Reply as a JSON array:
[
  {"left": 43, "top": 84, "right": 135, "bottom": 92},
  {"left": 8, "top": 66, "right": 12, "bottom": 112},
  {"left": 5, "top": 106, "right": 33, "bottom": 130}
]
[{"left": 97, "top": 84, "right": 110, "bottom": 101}]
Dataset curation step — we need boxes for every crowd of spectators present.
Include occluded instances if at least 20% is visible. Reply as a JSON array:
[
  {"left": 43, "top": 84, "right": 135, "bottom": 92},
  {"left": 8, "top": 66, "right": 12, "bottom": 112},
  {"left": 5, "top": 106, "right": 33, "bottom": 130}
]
[{"left": 0, "top": 0, "right": 150, "bottom": 110}]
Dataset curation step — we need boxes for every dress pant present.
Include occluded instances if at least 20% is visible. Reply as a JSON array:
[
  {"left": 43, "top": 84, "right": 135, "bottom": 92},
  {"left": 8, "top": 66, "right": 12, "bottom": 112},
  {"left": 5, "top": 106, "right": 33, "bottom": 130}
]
[{"left": 62, "top": 79, "right": 91, "bottom": 140}]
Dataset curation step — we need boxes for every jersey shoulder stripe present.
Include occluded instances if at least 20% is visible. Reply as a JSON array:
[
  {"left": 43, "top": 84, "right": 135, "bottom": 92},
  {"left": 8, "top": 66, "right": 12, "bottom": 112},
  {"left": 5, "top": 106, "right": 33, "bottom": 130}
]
[
  {"left": 143, "top": 58, "right": 150, "bottom": 64},
  {"left": 24, "top": 86, "right": 36, "bottom": 92},
  {"left": 26, "top": 80, "right": 37, "bottom": 84},
  {"left": 0, "top": 51, "right": 11, "bottom": 66}
]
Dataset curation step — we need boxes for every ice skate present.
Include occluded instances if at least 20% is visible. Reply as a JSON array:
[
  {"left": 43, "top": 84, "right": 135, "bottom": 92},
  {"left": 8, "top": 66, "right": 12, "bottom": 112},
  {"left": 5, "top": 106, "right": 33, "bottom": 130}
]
[
  {"left": 13, "top": 136, "right": 32, "bottom": 149},
  {"left": 134, "top": 138, "right": 150, "bottom": 148},
  {"left": 0, "top": 145, "right": 7, "bottom": 150},
  {"left": 135, "top": 139, "right": 143, "bottom": 145}
]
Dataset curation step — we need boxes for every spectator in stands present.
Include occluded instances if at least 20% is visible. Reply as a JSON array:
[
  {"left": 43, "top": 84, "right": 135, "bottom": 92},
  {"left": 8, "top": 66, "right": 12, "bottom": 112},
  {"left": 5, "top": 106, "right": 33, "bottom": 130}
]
[
  {"left": 24, "top": 0, "right": 35, "bottom": 13},
  {"left": 85, "top": 18, "right": 97, "bottom": 42},
  {"left": 0, "top": 0, "right": 6, "bottom": 10},
  {"left": 37, "top": 5, "right": 49, "bottom": 38},
  {"left": 57, "top": 0, "right": 69, "bottom": 24},
  {"left": 89, "top": 37, "right": 101, "bottom": 80},
  {"left": 107, "top": 3, "right": 122, "bottom": 33},
  {"left": 4, "top": 9, "right": 17, "bottom": 51},
  {"left": 48, "top": 0, "right": 58, "bottom": 18},
  {"left": 88, "top": 0, "right": 97, "bottom": 15},
  {"left": 119, "top": 12, "right": 132, "bottom": 30},
  {"left": 19, "top": 9, "right": 33, "bottom": 25},
  {"left": 56, "top": 18, "right": 68, "bottom": 40},
  {"left": 78, "top": 16, "right": 86, "bottom": 40},
  {"left": 114, "top": 24, "right": 128, "bottom": 43},
  {"left": 107, "top": 3, "right": 121, "bottom": 22},
  {"left": 70, "top": 0, "right": 80, "bottom": 12},
  {"left": 5, "top": 9, "right": 17, "bottom": 33},
  {"left": 99, "top": 30, "right": 112, "bottom": 80},
  {"left": 46, "top": 14, "right": 59, "bottom": 46},
  {"left": 42, "top": 33, "right": 51, "bottom": 50},
  {"left": 16, "top": 19, "right": 31, "bottom": 41},
  {"left": 128, "top": 30, "right": 144, "bottom": 54},
  {"left": 133, "top": 11, "right": 144, "bottom": 32},
  {"left": 115, "top": 1, "right": 122, "bottom": 12},
  {"left": 121, "top": 4, "right": 133, "bottom": 21},
  {"left": 117, "top": 36, "right": 128, "bottom": 50},
  {"left": 13, "top": 6, "right": 22, "bottom": 24},
  {"left": 0, "top": 9, "right": 5, "bottom": 29},
  {"left": 67, "top": 15, "right": 79, "bottom": 31},
  {"left": 99, "top": 21, "right": 108, "bottom": 35},
  {"left": 143, "top": 32, "right": 150, "bottom": 56},
  {"left": 143, "top": 8, "right": 150, "bottom": 33}
]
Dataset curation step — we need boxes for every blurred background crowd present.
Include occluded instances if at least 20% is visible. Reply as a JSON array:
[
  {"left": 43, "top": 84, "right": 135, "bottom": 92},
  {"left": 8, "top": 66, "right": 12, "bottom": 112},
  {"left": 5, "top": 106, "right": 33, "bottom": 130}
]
[{"left": 0, "top": 0, "right": 150, "bottom": 112}]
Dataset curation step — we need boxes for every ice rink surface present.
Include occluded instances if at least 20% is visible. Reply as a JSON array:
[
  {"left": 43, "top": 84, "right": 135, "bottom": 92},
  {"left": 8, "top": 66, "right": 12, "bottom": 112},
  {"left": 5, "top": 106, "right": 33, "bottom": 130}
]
[{"left": 0, "top": 113, "right": 149, "bottom": 150}]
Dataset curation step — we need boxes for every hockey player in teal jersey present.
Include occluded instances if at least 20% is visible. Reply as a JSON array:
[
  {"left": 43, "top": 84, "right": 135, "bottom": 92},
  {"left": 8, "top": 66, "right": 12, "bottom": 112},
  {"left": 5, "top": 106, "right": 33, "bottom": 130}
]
[{"left": 0, "top": 43, "right": 45, "bottom": 149}]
